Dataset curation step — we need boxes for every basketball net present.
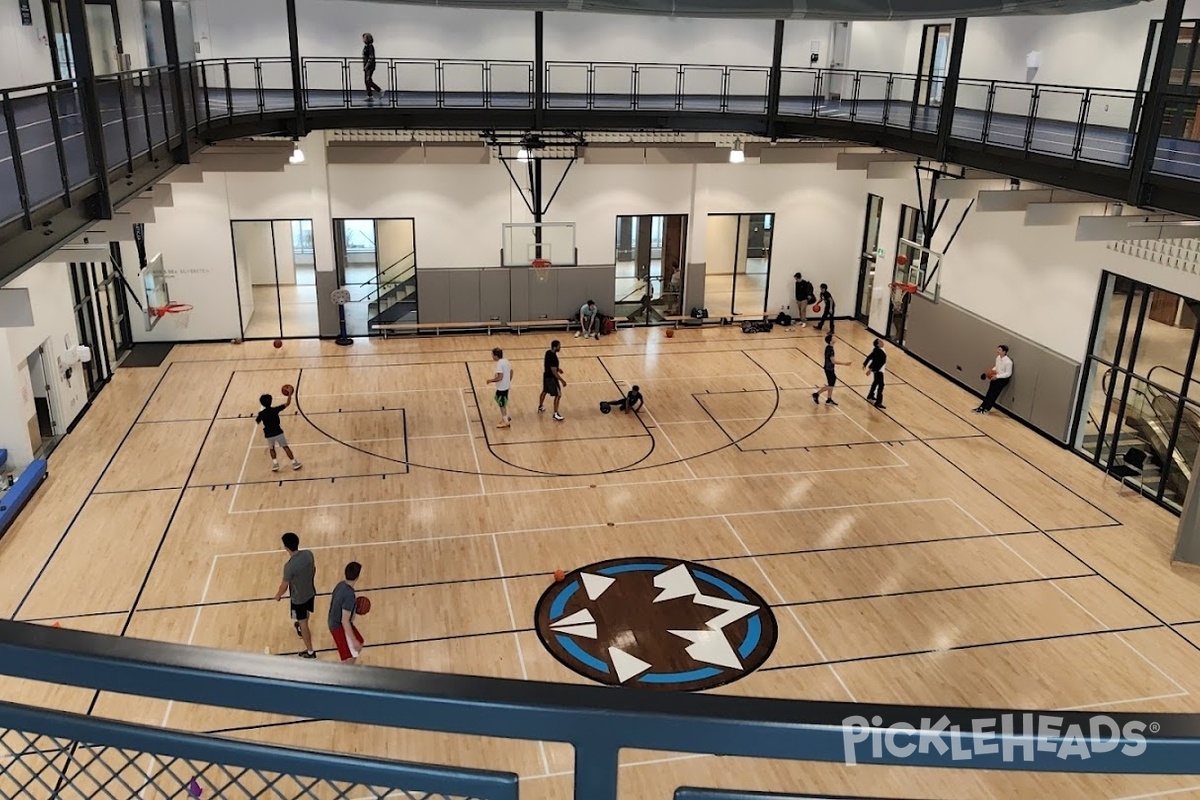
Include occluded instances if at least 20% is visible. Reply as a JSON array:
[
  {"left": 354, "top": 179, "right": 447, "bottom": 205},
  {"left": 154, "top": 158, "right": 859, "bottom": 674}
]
[
  {"left": 888, "top": 282, "right": 918, "bottom": 311},
  {"left": 153, "top": 301, "right": 193, "bottom": 329},
  {"left": 531, "top": 258, "right": 552, "bottom": 283}
]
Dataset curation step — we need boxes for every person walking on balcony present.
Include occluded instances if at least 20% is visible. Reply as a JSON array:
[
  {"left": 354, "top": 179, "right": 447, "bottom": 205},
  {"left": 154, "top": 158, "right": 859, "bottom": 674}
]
[{"left": 362, "top": 33, "right": 382, "bottom": 101}]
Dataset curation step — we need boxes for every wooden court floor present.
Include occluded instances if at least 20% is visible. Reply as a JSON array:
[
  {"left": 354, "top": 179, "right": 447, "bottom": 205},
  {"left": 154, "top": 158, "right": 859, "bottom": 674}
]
[{"left": 4, "top": 323, "right": 1200, "bottom": 799}]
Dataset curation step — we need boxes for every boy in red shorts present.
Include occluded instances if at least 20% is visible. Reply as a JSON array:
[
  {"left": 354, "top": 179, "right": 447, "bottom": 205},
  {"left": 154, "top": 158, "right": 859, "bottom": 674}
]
[{"left": 328, "top": 561, "right": 364, "bottom": 664}]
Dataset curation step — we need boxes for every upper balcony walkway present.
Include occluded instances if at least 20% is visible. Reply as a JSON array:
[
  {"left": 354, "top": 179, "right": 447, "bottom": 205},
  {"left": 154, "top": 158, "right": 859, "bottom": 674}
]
[{"left": 2, "top": 55, "right": 1198, "bottom": 282}]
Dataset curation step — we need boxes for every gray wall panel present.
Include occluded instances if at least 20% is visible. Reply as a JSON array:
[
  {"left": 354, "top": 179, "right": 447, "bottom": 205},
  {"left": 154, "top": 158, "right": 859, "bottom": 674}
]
[
  {"left": 528, "top": 268, "right": 559, "bottom": 319},
  {"left": 315, "top": 271, "right": 341, "bottom": 337},
  {"left": 684, "top": 262, "right": 706, "bottom": 315},
  {"left": 480, "top": 269, "right": 510, "bottom": 321},
  {"left": 904, "top": 294, "right": 1080, "bottom": 442},
  {"left": 417, "top": 270, "right": 451, "bottom": 323},
  {"left": 447, "top": 270, "right": 481, "bottom": 322}
]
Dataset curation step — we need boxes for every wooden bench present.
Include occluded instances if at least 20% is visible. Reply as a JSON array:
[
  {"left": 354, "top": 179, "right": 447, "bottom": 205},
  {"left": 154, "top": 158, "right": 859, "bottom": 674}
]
[
  {"left": 373, "top": 321, "right": 502, "bottom": 337},
  {"left": 663, "top": 313, "right": 771, "bottom": 328},
  {"left": 508, "top": 319, "right": 575, "bottom": 334}
]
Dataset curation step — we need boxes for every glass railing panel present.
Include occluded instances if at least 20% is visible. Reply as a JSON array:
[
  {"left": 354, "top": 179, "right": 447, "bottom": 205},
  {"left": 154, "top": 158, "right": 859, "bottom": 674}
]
[
  {"left": 1153, "top": 91, "right": 1200, "bottom": 179},
  {"left": 258, "top": 58, "right": 294, "bottom": 113},
  {"left": 489, "top": 62, "right": 532, "bottom": 108},
  {"left": 394, "top": 59, "right": 438, "bottom": 107},
  {"left": 726, "top": 67, "right": 769, "bottom": 114},
  {"left": 985, "top": 83, "right": 1036, "bottom": 151},
  {"left": 442, "top": 60, "right": 487, "bottom": 107},
  {"left": 303, "top": 58, "right": 348, "bottom": 109},
  {"left": 817, "top": 70, "right": 854, "bottom": 119},
  {"left": 777, "top": 68, "right": 818, "bottom": 117},
  {"left": 594, "top": 63, "right": 636, "bottom": 109},
  {"left": 546, "top": 62, "right": 590, "bottom": 108},
  {"left": 1082, "top": 90, "right": 1136, "bottom": 167},
  {"left": 1028, "top": 88, "right": 1085, "bottom": 159},
  {"left": 639, "top": 64, "right": 681, "bottom": 110},
  {"left": 952, "top": 80, "right": 990, "bottom": 142},
  {"left": 680, "top": 65, "right": 724, "bottom": 112}
]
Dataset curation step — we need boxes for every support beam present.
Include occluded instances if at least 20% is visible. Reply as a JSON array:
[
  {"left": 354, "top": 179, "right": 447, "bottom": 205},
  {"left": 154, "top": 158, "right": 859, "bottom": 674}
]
[
  {"left": 285, "top": 0, "right": 306, "bottom": 138},
  {"left": 1076, "top": 214, "right": 1200, "bottom": 241},
  {"left": 159, "top": 0, "right": 190, "bottom": 163},
  {"left": 64, "top": 0, "right": 111, "bottom": 219},
  {"left": 976, "top": 188, "right": 1099, "bottom": 212},
  {"left": 1128, "top": 0, "right": 1185, "bottom": 205},
  {"left": 934, "top": 18, "right": 967, "bottom": 162},
  {"left": 534, "top": 12, "right": 545, "bottom": 129},
  {"left": 766, "top": 20, "right": 785, "bottom": 140}
]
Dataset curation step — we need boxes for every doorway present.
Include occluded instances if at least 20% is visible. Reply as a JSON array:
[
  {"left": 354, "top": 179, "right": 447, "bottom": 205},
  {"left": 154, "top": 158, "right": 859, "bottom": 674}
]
[
  {"left": 24, "top": 343, "right": 61, "bottom": 457},
  {"left": 704, "top": 213, "right": 774, "bottom": 318},
  {"left": 43, "top": 0, "right": 124, "bottom": 78},
  {"left": 915, "top": 23, "right": 952, "bottom": 107},
  {"left": 886, "top": 205, "right": 922, "bottom": 345},
  {"left": 1139, "top": 18, "right": 1200, "bottom": 139},
  {"left": 231, "top": 219, "right": 318, "bottom": 339},
  {"left": 614, "top": 214, "right": 687, "bottom": 322},
  {"left": 333, "top": 218, "right": 417, "bottom": 336},
  {"left": 856, "top": 194, "right": 883, "bottom": 322}
]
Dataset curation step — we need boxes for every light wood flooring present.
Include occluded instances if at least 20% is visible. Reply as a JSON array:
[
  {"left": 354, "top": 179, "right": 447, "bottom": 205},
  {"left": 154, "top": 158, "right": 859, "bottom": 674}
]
[{"left": 4, "top": 323, "right": 1200, "bottom": 799}]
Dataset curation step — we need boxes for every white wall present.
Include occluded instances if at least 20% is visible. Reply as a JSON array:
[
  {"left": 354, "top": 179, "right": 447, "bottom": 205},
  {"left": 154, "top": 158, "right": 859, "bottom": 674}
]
[
  {"left": 0, "top": 261, "right": 90, "bottom": 469},
  {"left": 0, "top": 0, "right": 53, "bottom": 89}
]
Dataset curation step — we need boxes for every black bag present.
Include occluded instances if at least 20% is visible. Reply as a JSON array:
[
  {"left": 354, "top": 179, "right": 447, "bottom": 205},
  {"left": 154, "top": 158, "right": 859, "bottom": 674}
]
[
  {"left": 775, "top": 312, "right": 793, "bottom": 326},
  {"left": 691, "top": 307, "right": 708, "bottom": 319},
  {"left": 741, "top": 320, "right": 774, "bottom": 334}
]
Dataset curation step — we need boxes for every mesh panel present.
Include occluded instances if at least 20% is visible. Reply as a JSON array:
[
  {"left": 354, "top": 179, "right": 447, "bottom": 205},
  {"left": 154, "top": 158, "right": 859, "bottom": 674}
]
[{"left": 0, "top": 727, "right": 483, "bottom": 800}]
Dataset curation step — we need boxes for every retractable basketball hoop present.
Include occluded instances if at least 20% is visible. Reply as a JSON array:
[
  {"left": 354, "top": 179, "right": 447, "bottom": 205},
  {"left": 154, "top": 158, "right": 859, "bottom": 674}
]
[
  {"left": 149, "top": 301, "right": 192, "bottom": 329},
  {"left": 531, "top": 258, "right": 552, "bottom": 283},
  {"left": 888, "top": 281, "right": 919, "bottom": 311}
]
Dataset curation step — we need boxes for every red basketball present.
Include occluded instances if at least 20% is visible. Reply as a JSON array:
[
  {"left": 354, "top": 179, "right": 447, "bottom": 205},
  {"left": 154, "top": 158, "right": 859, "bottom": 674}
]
[
  {"left": 665, "top": 329, "right": 675, "bottom": 338},
  {"left": 273, "top": 339, "right": 283, "bottom": 349},
  {"left": 354, "top": 596, "right": 371, "bottom": 616},
  {"left": 897, "top": 254, "right": 909, "bottom": 267},
  {"left": 812, "top": 304, "right": 821, "bottom": 313},
  {"left": 281, "top": 384, "right": 294, "bottom": 397}
]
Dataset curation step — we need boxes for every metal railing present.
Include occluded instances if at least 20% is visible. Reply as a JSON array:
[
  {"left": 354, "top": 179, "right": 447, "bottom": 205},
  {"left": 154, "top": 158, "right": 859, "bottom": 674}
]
[{"left": 3, "top": 619, "right": 1200, "bottom": 800}]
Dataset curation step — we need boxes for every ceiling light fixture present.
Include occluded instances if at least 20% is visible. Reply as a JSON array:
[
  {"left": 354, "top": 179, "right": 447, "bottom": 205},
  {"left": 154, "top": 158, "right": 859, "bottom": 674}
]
[
  {"left": 288, "top": 143, "right": 305, "bottom": 164},
  {"left": 729, "top": 139, "right": 745, "bottom": 164}
]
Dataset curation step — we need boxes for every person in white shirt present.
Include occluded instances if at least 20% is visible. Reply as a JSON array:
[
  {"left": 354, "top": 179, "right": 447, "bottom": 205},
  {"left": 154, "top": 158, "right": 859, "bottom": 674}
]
[
  {"left": 974, "top": 344, "right": 1013, "bottom": 414},
  {"left": 487, "top": 347, "right": 514, "bottom": 428}
]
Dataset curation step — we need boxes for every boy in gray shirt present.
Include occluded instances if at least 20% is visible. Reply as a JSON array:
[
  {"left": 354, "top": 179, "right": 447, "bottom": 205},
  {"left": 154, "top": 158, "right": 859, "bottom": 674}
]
[
  {"left": 274, "top": 532, "right": 316, "bottom": 658},
  {"left": 329, "top": 562, "right": 364, "bottom": 664}
]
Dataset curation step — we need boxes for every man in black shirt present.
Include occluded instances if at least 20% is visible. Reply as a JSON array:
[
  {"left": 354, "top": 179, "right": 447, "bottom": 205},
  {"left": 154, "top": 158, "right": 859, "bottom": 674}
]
[
  {"left": 362, "top": 33, "right": 382, "bottom": 100},
  {"left": 257, "top": 393, "right": 302, "bottom": 472},
  {"left": 812, "top": 334, "right": 850, "bottom": 406},
  {"left": 538, "top": 340, "right": 566, "bottom": 421},
  {"left": 793, "top": 273, "right": 814, "bottom": 328},
  {"left": 814, "top": 283, "right": 836, "bottom": 334},
  {"left": 863, "top": 338, "right": 887, "bottom": 409}
]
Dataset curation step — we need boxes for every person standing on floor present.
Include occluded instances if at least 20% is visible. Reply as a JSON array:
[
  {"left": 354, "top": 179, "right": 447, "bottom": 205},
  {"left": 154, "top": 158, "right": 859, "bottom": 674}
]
[
  {"left": 815, "top": 283, "right": 836, "bottom": 334},
  {"left": 974, "top": 345, "right": 1014, "bottom": 414},
  {"left": 256, "top": 392, "right": 302, "bottom": 473},
  {"left": 863, "top": 338, "right": 887, "bottom": 409},
  {"left": 793, "top": 273, "right": 815, "bottom": 328},
  {"left": 362, "top": 33, "right": 382, "bottom": 100},
  {"left": 274, "top": 532, "right": 317, "bottom": 659},
  {"left": 329, "top": 561, "right": 365, "bottom": 664},
  {"left": 487, "top": 347, "right": 513, "bottom": 428},
  {"left": 538, "top": 340, "right": 566, "bottom": 421},
  {"left": 813, "top": 334, "right": 850, "bottom": 406}
]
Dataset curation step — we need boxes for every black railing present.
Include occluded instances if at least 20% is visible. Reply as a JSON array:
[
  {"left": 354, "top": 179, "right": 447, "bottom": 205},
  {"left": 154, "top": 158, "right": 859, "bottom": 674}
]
[{"left": 7, "top": 53, "right": 1200, "bottom": 282}]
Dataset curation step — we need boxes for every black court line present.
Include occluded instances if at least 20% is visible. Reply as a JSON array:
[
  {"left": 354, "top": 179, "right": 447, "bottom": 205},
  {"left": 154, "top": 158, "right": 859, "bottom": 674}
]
[
  {"left": 185, "top": 471, "right": 408, "bottom": 490},
  {"left": 760, "top": 623, "right": 1165, "bottom": 672},
  {"left": 10, "top": 363, "right": 177, "bottom": 621},
  {"left": 15, "top": 525, "right": 1053, "bottom": 623},
  {"left": 401, "top": 406, "right": 410, "bottom": 475},
  {"left": 491, "top": 433, "right": 651, "bottom": 447},
  {"left": 771, "top": 573, "right": 1097, "bottom": 611}
]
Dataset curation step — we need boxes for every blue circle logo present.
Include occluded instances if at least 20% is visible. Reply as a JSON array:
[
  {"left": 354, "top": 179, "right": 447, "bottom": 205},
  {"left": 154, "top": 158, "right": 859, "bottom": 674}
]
[{"left": 534, "top": 557, "right": 778, "bottom": 691}]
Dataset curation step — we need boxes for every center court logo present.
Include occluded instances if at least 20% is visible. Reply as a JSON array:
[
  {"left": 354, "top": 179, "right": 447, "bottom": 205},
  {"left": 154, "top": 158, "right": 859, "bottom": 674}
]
[{"left": 841, "top": 714, "right": 1152, "bottom": 765}]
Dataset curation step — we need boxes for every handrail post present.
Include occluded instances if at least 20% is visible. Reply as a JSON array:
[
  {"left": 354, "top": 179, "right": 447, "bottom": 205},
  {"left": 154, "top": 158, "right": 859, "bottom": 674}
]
[
  {"left": 534, "top": 11, "right": 545, "bottom": 128},
  {"left": 286, "top": 0, "right": 307, "bottom": 138},
  {"left": 64, "top": 0, "right": 111, "bottom": 219},
  {"left": 934, "top": 17, "right": 967, "bottom": 161},
  {"left": 573, "top": 740, "right": 619, "bottom": 800},
  {"left": 1128, "top": 0, "right": 1185, "bottom": 204},
  {"left": 159, "top": 0, "right": 190, "bottom": 162},
  {"left": 766, "top": 19, "right": 785, "bottom": 138}
]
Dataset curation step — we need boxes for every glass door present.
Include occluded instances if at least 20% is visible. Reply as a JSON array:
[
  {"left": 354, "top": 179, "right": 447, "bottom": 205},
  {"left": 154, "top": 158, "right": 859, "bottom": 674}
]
[
  {"left": 703, "top": 213, "right": 774, "bottom": 318},
  {"left": 915, "top": 23, "right": 952, "bottom": 107},
  {"left": 856, "top": 194, "right": 883, "bottom": 322},
  {"left": 614, "top": 214, "right": 687, "bottom": 322}
]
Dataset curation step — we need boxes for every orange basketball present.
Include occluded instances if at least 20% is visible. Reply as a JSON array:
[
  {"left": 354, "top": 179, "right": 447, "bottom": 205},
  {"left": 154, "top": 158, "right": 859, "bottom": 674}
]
[
  {"left": 665, "top": 329, "right": 675, "bottom": 338},
  {"left": 812, "top": 304, "right": 822, "bottom": 313},
  {"left": 897, "top": 254, "right": 909, "bottom": 267},
  {"left": 554, "top": 569, "right": 565, "bottom": 582},
  {"left": 281, "top": 384, "right": 294, "bottom": 396},
  {"left": 273, "top": 339, "right": 283, "bottom": 349},
  {"left": 985, "top": 368, "right": 998, "bottom": 380},
  {"left": 354, "top": 596, "right": 371, "bottom": 615}
]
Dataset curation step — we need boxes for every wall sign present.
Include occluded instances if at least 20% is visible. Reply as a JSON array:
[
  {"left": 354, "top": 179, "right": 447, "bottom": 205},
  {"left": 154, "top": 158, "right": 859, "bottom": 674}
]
[{"left": 19, "top": 0, "right": 33, "bottom": 26}]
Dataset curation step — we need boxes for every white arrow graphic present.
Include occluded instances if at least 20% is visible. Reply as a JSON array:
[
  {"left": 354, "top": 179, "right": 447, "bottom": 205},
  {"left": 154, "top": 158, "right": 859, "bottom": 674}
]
[
  {"left": 552, "top": 623, "right": 597, "bottom": 640},
  {"left": 550, "top": 609, "right": 594, "bottom": 628},
  {"left": 581, "top": 573, "right": 615, "bottom": 601},
  {"left": 693, "top": 595, "right": 758, "bottom": 630},
  {"left": 608, "top": 647, "right": 653, "bottom": 682},
  {"left": 668, "top": 629, "right": 743, "bottom": 669},
  {"left": 653, "top": 563, "right": 699, "bottom": 602}
]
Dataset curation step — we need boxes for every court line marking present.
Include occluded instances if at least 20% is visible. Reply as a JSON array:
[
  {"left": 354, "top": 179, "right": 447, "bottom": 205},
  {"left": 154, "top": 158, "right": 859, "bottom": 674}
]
[
  {"left": 228, "top": 420, "right": 261, "bottom": 516},
  {"left": 213, "top": 497, "right": 971, "bottom": 558},
  {"left": 1114, "top": 784, "right": 1200, "bottom": 800},
  {"left": 643, "top": 405, "right": 697, "bottom": 480},
  {"left": 461, "top": 388, "right": 487, "bottom": 497},
  {"left": 720, "top": 515, "right": 857, "bottom": 703}
]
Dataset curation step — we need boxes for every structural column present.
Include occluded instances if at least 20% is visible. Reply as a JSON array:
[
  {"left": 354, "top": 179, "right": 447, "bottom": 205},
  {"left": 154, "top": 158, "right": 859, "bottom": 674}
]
[
  {"left": 159, "top": 0, "right": 190, "bottom": 163},
  {"left": 285, "top": 0, "right": 306, "bottom": 137},
  {"left": 534, "top": 11, "right": 545, "bottom": 129},
  {"left": 1128, "top": 0, "right": 1186, "bottom": 205},
  {"left": 63, "top": 0, "right": 111, "bottom": 219},
  {"left": 766, "top": 20, "right": 785, "bottom": 139},
  {"left": 934, "top": 18, "right": 967, "bottom": 162}
]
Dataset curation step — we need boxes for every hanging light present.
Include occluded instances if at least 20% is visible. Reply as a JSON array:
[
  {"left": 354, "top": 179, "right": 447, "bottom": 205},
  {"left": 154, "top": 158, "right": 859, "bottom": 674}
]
[
  {"left": 517, "top": 147, "right": 530, "bottom": 162},
  {"left": 729, "top": 139, "right": 745, "bottom": 164},
  {"left": 289, "top": 143, "right": 305, "bottom": 164}
]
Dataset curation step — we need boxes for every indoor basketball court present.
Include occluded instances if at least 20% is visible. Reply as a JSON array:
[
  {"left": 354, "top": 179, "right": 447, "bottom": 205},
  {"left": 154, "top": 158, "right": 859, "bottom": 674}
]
[{"left": 2, "top": 322, "right": 1199, "bottom": 799}]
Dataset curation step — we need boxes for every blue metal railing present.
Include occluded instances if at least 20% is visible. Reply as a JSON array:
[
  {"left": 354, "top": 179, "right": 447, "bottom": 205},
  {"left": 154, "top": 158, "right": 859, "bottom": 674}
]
[{"left": 2, "top": 619, "right": 1200, "bottom": 799}]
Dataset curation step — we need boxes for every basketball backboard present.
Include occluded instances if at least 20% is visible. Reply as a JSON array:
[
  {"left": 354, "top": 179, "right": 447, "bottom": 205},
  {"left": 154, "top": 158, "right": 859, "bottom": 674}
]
[
  {"left": 143, "top": 253, "right": 171, "bottom": 330},
  {"left": 502, "top": 223, "right": 577, "bottom": 267},
  {"left": 896, "top": 238, "right": 943, "bottom": 302}
]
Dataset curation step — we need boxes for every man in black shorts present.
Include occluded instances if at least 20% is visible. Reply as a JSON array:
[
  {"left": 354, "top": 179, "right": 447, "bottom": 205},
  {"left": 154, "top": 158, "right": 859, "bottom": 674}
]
[
  {"left": 601, "top": 385, "right": 644, "bottom": 414},
  {"left": 256, "top": 393, "right": 302, "bottom": 472},
  {"left": 538, "top": 340, "right": 566, "bottom": 421},
  {"left": 813, "top": 334, "right": 850, "bottom": 406},
  {"left": 274, "top": 532, "right": 316, "bottom": 658}
]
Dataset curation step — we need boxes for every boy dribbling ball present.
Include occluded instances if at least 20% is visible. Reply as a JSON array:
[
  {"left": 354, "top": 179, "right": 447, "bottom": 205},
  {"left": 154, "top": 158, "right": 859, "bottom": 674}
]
[{"left": 257, "top": 387, "right": 302, "bottom": 472}]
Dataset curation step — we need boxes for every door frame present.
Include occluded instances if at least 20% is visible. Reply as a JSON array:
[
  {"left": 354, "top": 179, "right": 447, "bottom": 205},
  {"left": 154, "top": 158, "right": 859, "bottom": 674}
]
[
  {"left": 913, "top": 23, "right": 952, "bottom": 108},
  {"left": 705, "top": 212, "right": 776, "bottom": 318},
  {"left": 855, "top": 194, "right": 883, "bottom": 323},
  {"left": 43, "top": 0, "right": 125, "bottom": 78}
]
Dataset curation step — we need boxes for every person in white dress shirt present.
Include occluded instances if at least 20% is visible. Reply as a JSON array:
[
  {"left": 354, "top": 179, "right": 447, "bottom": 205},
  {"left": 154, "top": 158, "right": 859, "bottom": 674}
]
[{"left": 974, "top": 344, "right": 1013, "bottom": 414}]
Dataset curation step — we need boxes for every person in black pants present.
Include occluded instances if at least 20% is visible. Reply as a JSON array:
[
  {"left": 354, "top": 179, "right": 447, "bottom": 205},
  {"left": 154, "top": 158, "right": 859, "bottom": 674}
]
[
  {"left": 863, "top": 339, "right": 886, "bottom": 409},
  {"left": 974, "top": 345, "right": 1014, "bottom": 414},
  {"left": 362, "top": 33, "right": 382, "bottom": 100},
  {"left": 813, "top": 334, "right": 850, "bottom": 406},
  {"left": 793, "top": 273, "right": 814, "bottom": 328},
  {"left": 814, "top": 283, "right": 835, "bottom": 334}
]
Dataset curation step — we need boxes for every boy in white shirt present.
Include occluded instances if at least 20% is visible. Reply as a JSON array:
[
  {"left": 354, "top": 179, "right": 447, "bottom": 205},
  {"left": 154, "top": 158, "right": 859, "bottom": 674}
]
[
  {"left": 487, "top": 347, "right": 514, "bottom": 428},
  {"left": 974, "top": 344, "right": 1014, "bottom": 414}
]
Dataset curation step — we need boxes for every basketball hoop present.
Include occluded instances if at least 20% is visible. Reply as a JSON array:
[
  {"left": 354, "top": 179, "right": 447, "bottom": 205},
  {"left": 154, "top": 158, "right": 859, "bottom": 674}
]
[
  {"left": 888, "top": 282, "right": 918, "bottom": 311},
  {"left": 151, "top": 301, "right": 193, "bottom": 329},
  {"left": 531, "top": 258, "right": 552, "bottom": 283}
]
